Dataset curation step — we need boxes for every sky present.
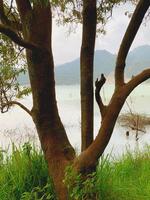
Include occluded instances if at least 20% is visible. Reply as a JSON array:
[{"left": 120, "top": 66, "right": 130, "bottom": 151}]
[{"left": 52, "top": 3, "right": 150, "bottom": 66}]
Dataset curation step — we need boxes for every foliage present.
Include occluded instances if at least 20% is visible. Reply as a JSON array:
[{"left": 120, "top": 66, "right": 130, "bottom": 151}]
[
  {"left": 1, "top": 140, "right": 150, "bottom": 199},
  {"left": 0, "top": 34, "right": 31, "bottom": 113},
  {"left": 51, "top": 0, "right": 129, "bottom": 33},
  {"left": 63, "top": 148, "right": 150, "bottom": 200},
  {"left": 97, "top": 148, "right": 150, "bottom": 200},
  {"left": 21, "top": 183, "right": 55, "bottom": 200},
  {"left": 0, "top": 142, "right": 55, "bottom": 200},
  {"left": 59, "top": 165, "right": 99, "bottom": 199}
]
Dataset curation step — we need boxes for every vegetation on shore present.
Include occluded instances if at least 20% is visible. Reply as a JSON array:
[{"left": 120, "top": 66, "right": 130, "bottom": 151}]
[
  {"left": 0, "top": 142, "right": 150, "bottom": 200},
  {"left": 118, "top": 112, "right": 150, "bottom": 132},
  {"left": 0, "top": 143, "right": 55, "bottom": 200}
]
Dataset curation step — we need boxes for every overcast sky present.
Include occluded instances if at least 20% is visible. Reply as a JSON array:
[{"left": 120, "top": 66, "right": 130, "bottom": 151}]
[{"left": 52, "top": 3, "right": 150, "bottom": 66}]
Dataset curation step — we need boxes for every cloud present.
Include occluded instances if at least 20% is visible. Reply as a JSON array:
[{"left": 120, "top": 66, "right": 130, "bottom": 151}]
[
  {"left": 52, "top": 3, "right": 150, "bottom": 65},
  {"left": 96, "top": 3, "right": 150, "bottom": 54},
  {"left": 52, "top": 23, "right": 82, "bottom": 65}
]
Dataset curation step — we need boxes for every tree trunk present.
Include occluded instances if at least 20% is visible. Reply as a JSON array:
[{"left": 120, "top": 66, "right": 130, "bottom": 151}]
[
  {"left": 15, "top": 2, "right": 75, "bottom": 199},
  {"left": 80, "top": 0, "right": 97, "bottom": 151},
  {"left": 27, "top": 35, "right": 75, "bottom": 200},
  {"left": 26, "top": 27, "right": 75, "bottom": 200},
  {"left": 35, "top": 123, "right": 75, "bottom": 200}
]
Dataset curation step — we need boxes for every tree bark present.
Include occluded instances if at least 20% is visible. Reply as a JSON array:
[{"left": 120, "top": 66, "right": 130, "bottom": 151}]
[
  {"left": 35, "top": 122, "right": 75, "bottom": 200},
  {"left": 80, "top": 0, "right": 97, "bottom": 151},
  {"left": 15, "top": 2, "right": 75, "bottom": 199}
]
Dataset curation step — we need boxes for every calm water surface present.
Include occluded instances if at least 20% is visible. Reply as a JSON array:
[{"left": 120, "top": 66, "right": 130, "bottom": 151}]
[{"left": 0, "top": 84, "right": 150, "bottom": 156}]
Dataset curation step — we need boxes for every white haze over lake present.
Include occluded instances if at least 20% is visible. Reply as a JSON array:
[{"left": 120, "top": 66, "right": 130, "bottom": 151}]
[{"left": 0, "top": 84, "right": 150, "bottom": 157}]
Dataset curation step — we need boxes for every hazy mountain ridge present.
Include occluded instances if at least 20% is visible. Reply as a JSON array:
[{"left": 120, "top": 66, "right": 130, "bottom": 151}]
[
  {"left": 19, "top": 45, "right": 150, "bottom": 85},
  {"left": 126, "top": 45, "right": 150, "bottom": 76}
]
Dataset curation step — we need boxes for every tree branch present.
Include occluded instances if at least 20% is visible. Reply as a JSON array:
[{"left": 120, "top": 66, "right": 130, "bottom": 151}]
[
  {"left": 7, "top": 0, "right": 13, "bottom": 16},
  {"left": 0, "top": 0, "right": 22, "bottom": 31},
  {"left": 0, "top": 24, "right": 40, "bottom": 50},
  {"left": 126, "top": 69, "right": 150, "bottom": 93},
  {"left": 2, "top": 100, "right": 32, "bottom": 116},
  {"left": 74, "top": 68, "right": 150, "bottom": 172},
  {"left": 121, "top": 124, "right": 146, "bottom": 133},
  {"left": 95, "top": 74, "right": 107, "bottom": 118},
  {"left": 115, "top": 0, "right": 150, "bottom": 87}
]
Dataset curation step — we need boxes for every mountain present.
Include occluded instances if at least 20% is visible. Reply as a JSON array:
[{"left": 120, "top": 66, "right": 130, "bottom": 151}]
[
  {"left": 54, "top": 58, "right": 80, "bottom": 85},
  {"left": 126, "top": 45, "right": 150, "bottom": 77},
  {"left": 55, "top": 49, "right": 116, "bottom": 85},
  {"left": 19, "top": 45, "right": 150, "bottom": 85}
]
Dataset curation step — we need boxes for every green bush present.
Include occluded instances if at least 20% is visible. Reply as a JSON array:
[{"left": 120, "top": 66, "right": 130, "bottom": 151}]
[{"left": 64, "top": 166, "right": 98, "bottom": 199}]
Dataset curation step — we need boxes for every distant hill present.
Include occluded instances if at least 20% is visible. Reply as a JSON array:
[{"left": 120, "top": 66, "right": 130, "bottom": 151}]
[
  {"left": 126, "top": 45, "right": 150, "bottom": 77},
  {"left": 54, "top": 49, "right": 116, "bottom": 85},
  {"left": 19, "top": 45, "right": 150, "bottom": 85}
]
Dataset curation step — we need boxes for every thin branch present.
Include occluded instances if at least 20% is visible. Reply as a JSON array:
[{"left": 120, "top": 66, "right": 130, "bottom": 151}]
[
  {"left": 95, "top": 74, "right": 107, "bottom": 118},
  {"left": 7, "top": 0, "right": 13, "bottom": 16},
  {"left": 2, "top": 100, "right": 32, "bottom": 116},
  {"left": 115, "top": 0, "right": 150, "bottom": 87},
  {"left": 11, "top": 47, "right": 25, "bottom": 63},
  {"left": 0, "top": 24, "right": 41, "bottom": 50},
  {"left": 121, "top": 124, "right": 146, "bottom": 133},
  {"left": 0, "top": 0, "right": 22, "bottom": 31}
]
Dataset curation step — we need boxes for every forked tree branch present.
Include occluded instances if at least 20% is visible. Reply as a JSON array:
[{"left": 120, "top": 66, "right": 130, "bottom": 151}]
[
  {"left": 115, "top": 0, "right": 150, "bottom": 88},
  {"left": 1, "top": 100, "right": 32, "bottom": 116},
  {"left": 95, "top": 74, "right": 107, "bottom": 118},
  {"left": 0, "top": 0, "right": 22, "bottom": 31},
  {"left": 0, "top": 24, "right": 41, "bottom": 50},
  {"left": 75, "top": 68, "right": 150, "bottom": 172},
  {"left": 74, "top": 0, "right": 150, "bottom": 172}
]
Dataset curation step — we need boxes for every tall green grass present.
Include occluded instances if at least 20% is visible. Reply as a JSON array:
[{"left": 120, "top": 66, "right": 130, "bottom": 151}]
[
  {"left": 97, "top": 147, "right": 150, "bottom": 200},
  {"left": 0, "top": 143, "right": 150, "bottom": 200},
  {"left": 0, "top": 142, "right": 55, "bottom": 200}
]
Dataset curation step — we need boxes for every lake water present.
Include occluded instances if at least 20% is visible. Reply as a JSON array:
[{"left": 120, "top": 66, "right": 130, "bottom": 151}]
[{"left": 0, "top": 84, "right": 150, "bottom": 157}]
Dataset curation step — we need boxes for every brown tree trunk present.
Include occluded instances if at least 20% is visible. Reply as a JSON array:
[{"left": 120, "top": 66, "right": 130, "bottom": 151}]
[
  {"left": 80, "top": 0, "right": 97, "bottom": 151},
  {"left": 15, "top": 2, "right": 75, "bottom": 199},
  {"left": 35, "top": 123, "right": 75, "bottom": 200}
]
